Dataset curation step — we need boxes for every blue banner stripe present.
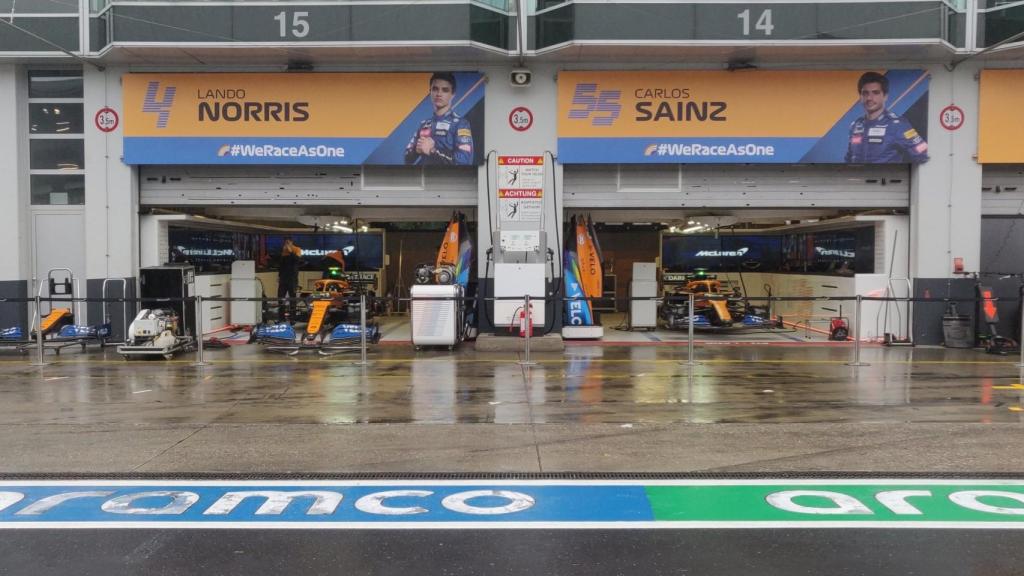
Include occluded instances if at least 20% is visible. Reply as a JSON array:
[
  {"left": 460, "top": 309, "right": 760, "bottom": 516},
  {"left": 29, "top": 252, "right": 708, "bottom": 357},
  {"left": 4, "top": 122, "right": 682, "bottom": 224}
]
[
  {"left": 558, "top": 138, "right": 818, "bottom": 164},
  {"left": 124, "top": 137, "right": 382, "bottom": 165}
]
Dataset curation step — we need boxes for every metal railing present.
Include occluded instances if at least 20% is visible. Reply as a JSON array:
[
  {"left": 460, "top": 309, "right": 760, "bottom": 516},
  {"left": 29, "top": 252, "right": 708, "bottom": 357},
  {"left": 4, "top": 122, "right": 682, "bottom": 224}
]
[{"left": 3, "top": 292, "right": 1024, "bottom": 369}]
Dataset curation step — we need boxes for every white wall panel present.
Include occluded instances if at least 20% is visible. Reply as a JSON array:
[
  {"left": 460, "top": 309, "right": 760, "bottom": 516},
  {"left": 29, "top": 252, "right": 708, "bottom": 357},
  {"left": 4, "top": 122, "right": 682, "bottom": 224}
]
[
  {"left": 564, "top": 164, "right": 911, "bottom": 208},
  {"left": 139, "top": 165, "right": 477, "bottom": 206},
  {"left": 0, "top": 65, "right": 28, "bottom": 283},
  {"left": 982, "top": 165, "right": 1024, "bottom": 216},
  {"left": 84, "top": 67, "right": 137, "bottom": 281},
  {"left": 910, "top": 63, "right": 982, "bottom": 279}
]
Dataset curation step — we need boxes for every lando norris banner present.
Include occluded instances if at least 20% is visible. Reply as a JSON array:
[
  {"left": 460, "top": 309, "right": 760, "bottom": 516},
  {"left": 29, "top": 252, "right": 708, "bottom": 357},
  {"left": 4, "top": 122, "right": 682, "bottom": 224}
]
[
  {"left": 557, "top": 70, "right": 930, "bottom": 164},
  {"left": 123, "top": 72, "right": 485, "bottom": 165}
]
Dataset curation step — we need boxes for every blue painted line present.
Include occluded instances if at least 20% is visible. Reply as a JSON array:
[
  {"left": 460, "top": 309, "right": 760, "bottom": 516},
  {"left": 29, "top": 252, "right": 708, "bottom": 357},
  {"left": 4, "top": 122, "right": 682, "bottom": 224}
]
[
  {"left": 2, "top": 481, "right": 1024, "bottom": 529},
  {"left": 0, "top": 484, "right": 652, "bottom": 524}
]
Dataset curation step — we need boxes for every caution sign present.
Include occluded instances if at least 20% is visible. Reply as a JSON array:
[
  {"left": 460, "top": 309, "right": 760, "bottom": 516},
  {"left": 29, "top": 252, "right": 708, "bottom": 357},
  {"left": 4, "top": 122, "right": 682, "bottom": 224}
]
[{"left": 498, "top": 156, "right": 544, "bottom": 223}]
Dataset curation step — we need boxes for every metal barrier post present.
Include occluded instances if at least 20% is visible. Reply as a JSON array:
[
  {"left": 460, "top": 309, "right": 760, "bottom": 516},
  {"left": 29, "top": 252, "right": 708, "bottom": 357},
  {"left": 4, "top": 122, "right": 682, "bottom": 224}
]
[
  {"left": 31, "top": 295, "right": 45, "bottom": 367},
  {"left": 1018, "top": 297, "right": 1024, "bottom": 369},
  {"left": 519, "top": 294, "right": 536, "bottom": 366},
  {"left": 846, "top": 295, "right": 870, "bottom": 367},
  {"left": 193, "top": 295, "right": 206, "bottom": 367},
  {"left": 680, "top": 292, "right": 697, "bottom": 367},
  {"left": 356, "top": 293, "right": 369, "bottom": 366},
  {"left": 688, "top": 293, "right": 696, "bottom": 364}
]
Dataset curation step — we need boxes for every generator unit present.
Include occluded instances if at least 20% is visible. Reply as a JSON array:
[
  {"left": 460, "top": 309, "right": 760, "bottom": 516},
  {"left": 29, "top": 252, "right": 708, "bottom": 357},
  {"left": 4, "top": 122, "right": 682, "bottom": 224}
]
[
  {"left": 119, "top": 265, "right": 197, "bottom": 359},
  {"left": 139, "top": 264, "right": 196, "bottom": 337}
]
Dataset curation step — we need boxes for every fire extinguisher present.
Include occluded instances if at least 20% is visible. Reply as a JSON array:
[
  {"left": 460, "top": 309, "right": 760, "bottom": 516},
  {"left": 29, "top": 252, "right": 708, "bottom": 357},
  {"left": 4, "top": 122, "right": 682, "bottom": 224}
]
[{"left": 514, "top": 304, "right": 534, "bottom": 337}]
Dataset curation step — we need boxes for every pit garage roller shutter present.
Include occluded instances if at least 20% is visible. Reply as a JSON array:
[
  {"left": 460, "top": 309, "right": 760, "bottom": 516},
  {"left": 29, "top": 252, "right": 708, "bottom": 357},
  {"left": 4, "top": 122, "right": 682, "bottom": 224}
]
[
  {"left": 982, "top": 165, "right": 1024, "bottom": 215},
  {"left": 563, "top": 164, "right": 911, "bottom": 208},
  {"left": 139, "top": 165, "right": 477, "bottom": 206}
]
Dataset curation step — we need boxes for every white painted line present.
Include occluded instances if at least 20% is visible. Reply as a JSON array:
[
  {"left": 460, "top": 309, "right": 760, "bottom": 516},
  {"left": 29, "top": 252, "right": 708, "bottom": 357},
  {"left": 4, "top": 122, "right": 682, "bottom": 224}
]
[
  {"left": 0, "top": 479, "right": 1022, "bottom": 488},
  {"left": 0, "top": 521, "right": 1021, "bottom": 530}
]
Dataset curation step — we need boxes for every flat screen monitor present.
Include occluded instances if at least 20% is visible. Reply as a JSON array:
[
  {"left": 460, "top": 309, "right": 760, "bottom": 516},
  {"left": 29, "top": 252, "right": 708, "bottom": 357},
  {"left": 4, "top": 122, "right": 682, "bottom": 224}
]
[
  {"left": 263, "top": 233, "right": 385, "bottom": 271},
  {"left": 168, "top": 227, "right": 258, "bottom": 273},
  {"left": 662, "top": 235, "right": 781, "bottom": 272}
]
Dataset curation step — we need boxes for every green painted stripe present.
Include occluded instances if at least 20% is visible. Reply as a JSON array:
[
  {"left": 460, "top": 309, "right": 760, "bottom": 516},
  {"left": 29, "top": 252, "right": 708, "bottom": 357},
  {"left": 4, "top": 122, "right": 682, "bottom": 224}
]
[{"left": 646, "top": 485, "right": 1024, "bottom": 523}]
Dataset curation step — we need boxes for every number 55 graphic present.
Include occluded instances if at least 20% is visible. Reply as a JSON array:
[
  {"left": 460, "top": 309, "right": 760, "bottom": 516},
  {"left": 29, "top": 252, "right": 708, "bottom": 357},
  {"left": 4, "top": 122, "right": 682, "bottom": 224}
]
[{"left": 568, "top": 84, "right": 621, "bottom": 127}]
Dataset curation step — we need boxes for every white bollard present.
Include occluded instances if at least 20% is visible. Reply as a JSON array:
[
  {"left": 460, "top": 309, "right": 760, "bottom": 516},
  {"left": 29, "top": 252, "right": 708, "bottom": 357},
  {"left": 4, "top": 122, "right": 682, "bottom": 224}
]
[
  {"left": 846, "top": 295, "right": 870, "bottom": 367},
  {"left": 1018, "top": 295, "right": 1024, "bottom": 369},
  {"left": 681, "top": 292, "right": 697, "bottom": 367},
  {"left": 31, "top": 295, "right": 45, "bottom": 367},
  {"left": 356, "top": 293, "right": 369, "bottom": 366},
  {"left": 518, "top": 294, "right": 537, "bottom": 366},
  {"left": 193, "top": 295, "right": 206, "bottom": 367}
]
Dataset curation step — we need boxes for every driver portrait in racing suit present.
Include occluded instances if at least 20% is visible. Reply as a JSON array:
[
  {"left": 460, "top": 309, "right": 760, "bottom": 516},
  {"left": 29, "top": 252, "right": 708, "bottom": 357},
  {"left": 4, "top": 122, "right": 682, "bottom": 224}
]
[
  {"left": 845, "top": 72, "right": 928, "bottom": 164},
  {"left": 404, "top": 72, "right": 474, "bottom": 166}
]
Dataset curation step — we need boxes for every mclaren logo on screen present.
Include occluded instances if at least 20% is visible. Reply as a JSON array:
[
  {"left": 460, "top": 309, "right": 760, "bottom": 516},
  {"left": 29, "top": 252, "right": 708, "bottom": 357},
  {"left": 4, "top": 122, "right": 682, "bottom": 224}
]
[
  {"left": 558, "top": 70, "right": 930, "bottom": 164},
  {"left": 695, "top": 248, "right": 749, "bottom": 258},
  {"left": 124, "top": 73, "right": 486, "bottom": 166},
  {"left": 815, "top": 247, "right": 856, "bottom": 258}
]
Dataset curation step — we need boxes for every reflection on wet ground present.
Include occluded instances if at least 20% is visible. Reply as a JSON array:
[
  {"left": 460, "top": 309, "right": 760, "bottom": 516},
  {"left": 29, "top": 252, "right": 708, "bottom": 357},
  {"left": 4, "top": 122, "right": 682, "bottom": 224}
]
[{"left": 0, "top": 342, "right": 1021, "bottom": 426}]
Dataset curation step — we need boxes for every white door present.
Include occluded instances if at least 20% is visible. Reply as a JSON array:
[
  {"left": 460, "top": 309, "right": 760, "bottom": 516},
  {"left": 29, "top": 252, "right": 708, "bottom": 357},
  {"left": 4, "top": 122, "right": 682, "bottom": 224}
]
[{"left": 32, "top": 211, "right": 86, "bottom": 322}]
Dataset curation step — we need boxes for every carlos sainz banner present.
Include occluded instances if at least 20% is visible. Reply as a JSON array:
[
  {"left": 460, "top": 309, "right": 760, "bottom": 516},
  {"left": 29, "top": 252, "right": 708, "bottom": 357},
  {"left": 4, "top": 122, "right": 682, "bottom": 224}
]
[
  {"left": 123, "top": 72, "right": 485, "bottom": 165},
  {"left": 558, "top": 70, "right": 930, "bottom": 164},
  {"left": 979, "top": 70, "right": 1024, "bottom": 164}
]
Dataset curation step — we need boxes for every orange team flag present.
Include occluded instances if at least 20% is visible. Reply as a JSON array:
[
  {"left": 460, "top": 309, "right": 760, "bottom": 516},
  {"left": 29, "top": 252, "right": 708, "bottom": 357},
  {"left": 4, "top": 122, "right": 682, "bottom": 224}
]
[
  {"left": 576, "top": 215, "right": 603, "bottom": 299},
  {"left": 436, "top": 214, "right": 460, "bottom": 269}
]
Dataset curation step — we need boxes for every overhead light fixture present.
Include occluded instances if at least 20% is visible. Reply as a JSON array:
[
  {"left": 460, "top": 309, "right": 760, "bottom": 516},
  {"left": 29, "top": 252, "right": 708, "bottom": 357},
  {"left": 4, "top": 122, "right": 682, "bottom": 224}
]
[
  {"left": 726, "top": 60, "right": 757, "bottom": 71},
  {"left": 682, "top": 225, "right": 704, "bottom": 233},
  {"left": 298, "top": 215, "right": 350, "bottom": 229}
]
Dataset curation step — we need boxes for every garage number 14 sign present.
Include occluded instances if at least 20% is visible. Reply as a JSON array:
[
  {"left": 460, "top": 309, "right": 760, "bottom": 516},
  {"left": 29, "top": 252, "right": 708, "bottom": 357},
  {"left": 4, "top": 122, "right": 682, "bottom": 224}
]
[{"left": 498, "top": 156, "right": 544, "bottom": 223}]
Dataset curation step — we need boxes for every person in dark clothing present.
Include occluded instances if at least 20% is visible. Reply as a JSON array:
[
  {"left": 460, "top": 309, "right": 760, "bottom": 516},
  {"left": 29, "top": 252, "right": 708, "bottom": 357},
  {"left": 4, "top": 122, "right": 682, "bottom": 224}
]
[{"left": 277, "top": 238, "right": 303, "bottom": 320}]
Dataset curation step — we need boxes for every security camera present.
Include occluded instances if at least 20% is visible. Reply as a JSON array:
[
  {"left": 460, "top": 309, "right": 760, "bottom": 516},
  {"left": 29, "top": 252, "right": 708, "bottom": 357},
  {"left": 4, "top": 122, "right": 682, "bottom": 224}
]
[{"left": 510, "top": 69, "right": 532, "bottom": 87}]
